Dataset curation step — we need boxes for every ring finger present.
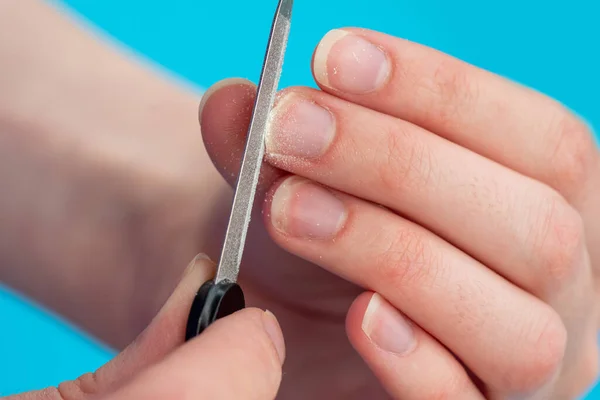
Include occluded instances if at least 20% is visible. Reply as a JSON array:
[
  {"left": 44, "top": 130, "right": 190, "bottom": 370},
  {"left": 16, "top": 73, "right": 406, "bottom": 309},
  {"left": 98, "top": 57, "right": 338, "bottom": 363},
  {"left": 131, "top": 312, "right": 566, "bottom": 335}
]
[{"left": 264, "top": 175, "right": 566, "bottom": 396}]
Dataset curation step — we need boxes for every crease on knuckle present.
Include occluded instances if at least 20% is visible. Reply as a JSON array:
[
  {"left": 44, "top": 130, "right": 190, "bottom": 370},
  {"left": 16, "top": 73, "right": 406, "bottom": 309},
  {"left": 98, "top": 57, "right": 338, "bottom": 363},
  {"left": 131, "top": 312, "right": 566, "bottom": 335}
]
[
  {"left": 547, "top": 111, "right": 597, "bottom": 198},
  {"left": 375, "top": 125, "right": 434, "bottom": 195},
  {"left": 452, "top": 278, "right": 489, "bottom": 335},
  {"left": 54, "top": 372, "right": 99, "bottom": 400},
  {"left": 425, "top": 59, "right": 479, "bottom": 131},
  {"left": 506, "top": 308, "right": 566, "bottom": 392},
  {"left": 371, "top": 226, "right": 442, "bottom": 290},
  {"left": 528, "top": 195, "right": 585, "bottom": 292}
]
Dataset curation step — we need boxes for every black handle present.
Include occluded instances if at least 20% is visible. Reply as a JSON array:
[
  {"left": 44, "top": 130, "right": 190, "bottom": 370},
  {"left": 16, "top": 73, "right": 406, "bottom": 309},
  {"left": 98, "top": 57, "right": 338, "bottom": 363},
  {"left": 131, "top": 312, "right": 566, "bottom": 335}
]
[{"left": 185, "top": 279, "right": 245, "bottom": 341}]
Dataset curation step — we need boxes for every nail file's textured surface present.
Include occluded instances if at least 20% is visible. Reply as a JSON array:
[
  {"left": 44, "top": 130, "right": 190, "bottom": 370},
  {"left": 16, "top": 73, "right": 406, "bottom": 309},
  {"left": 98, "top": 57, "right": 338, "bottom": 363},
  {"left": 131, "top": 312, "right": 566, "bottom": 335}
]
[{"left": 215, "top": 0, "right": 293, "bottom": 284}]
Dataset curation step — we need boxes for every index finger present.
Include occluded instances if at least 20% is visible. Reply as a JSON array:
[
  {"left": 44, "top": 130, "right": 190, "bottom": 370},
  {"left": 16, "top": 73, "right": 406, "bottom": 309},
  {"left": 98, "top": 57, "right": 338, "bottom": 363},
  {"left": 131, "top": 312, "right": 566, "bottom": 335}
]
[{"left": 312, "top": 28, "right": 599, "bottom": 201}]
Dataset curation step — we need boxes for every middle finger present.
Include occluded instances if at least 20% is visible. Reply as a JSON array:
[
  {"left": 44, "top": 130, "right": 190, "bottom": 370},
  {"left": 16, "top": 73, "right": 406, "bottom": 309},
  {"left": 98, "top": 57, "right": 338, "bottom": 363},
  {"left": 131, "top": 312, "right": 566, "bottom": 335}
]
[
  {"left": 265, "top": 86, "right": 586, "bottom": 299},
  {"left": 265, "top": 175, "right": 565, "bottom": 395}
]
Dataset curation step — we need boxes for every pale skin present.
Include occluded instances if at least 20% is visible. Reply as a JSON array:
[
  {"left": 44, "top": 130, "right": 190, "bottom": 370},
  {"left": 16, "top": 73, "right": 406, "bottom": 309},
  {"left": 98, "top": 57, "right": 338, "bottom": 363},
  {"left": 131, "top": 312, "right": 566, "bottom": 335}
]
[
  {"left": 6, "top": 256, "right": 287, "bottom": 400},
  {"left": 1, "top": 1, "right": 599, "bottom": 399}
]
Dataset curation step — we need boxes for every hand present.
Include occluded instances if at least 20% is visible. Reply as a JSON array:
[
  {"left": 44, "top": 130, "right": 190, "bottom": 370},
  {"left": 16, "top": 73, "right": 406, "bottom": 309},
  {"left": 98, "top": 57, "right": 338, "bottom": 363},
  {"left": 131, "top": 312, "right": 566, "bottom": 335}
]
[
  {"left": 6, "top": 255, "right": 285, "bottom": 400},
  {"left": 0, "top": 0, "right": 231, "bottom": 348},
  {"left": 199, "top": 29, "right": 600, "bottom": 399}
]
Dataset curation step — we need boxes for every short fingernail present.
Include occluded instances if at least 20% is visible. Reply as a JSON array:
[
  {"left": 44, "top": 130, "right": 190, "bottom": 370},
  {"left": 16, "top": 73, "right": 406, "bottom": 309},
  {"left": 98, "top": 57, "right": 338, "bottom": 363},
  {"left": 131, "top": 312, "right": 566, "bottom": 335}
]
[
  {"left": 270, "top": 177, "right": 347, "bottom": 239},
  {"left": 314, "top": 29, "right": 391, "bottom": 94},
  {"left": 266, "top": 94, "right": 335, "bottom": 159},
  {"left": 362, "top": 293, "right": 416, "bottom": 355},
  {"left": 156, "top": 253, "right": 215, "bottom": 318},
  {"left": 182, "top": 253, "right": 212, "bottom": 278},
  {"left": 198, "top": 78, "right": 255, "bottom": 125},
  {"left": 262, "top": 310, "right": 286, "bottom": 364}
]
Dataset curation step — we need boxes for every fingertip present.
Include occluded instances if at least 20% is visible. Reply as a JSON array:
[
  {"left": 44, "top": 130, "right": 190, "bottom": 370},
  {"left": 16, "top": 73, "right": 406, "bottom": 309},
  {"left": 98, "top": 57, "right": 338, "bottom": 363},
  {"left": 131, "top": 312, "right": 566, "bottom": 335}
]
[
  {"left": 198, "top": 78, "right": 258, "bottom": 186},
  {"left": 345, "top": 291, "right": 375, "bottom": 345},
  {"left": 181, "top": 253, "right": 214, "bottom": 278},
  {"left": 345, "top": 292, "right": 485, "bottom": 399},
  {"left": 198, "top": 77, "right": 256, "bottom": 125},
  {"left": 187, "top": 306, "right": 285, "bottom": 393},
  {"left": 141, "top": 253, "right": 216, "bottom": 335}
]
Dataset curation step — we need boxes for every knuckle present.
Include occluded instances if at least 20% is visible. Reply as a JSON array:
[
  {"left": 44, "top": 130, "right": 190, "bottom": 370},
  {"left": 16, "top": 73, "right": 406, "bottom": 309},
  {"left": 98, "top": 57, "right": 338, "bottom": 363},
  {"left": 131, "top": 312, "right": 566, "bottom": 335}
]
[
  {"left": 371, "top": 226, "right": 443, "bottom": 290},
  {"left": 376, "top": 125, "right": 435, "bottom": 194},
  {"left": 547, "top": 111, "right": 597, "bottom": 197},
  {"left": 530, "top": 195, "right": 585, "bottom": 290},
  {"left": 506, "top": 308, "right": 566, "bottom": 392},
  {"left": 55, "top": 372, "right": 99, "bottom": 400},
  {"left": 427, "top": 59, "right": 479, "bottom": 130}
]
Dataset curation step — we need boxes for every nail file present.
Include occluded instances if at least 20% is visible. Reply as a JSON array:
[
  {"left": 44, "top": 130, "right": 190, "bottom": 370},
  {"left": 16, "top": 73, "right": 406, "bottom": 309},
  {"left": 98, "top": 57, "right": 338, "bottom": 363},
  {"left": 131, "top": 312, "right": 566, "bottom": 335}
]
[{"left": 185, "top": 0, "right": 294, "bottom": 340}]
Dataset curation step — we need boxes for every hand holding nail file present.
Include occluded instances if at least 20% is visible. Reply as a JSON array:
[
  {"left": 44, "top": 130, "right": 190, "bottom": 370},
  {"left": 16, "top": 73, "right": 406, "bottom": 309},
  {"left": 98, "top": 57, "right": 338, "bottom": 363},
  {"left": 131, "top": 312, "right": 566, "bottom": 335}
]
[{"left": 185, "top": 0, "right": 294, "bottom": 340}]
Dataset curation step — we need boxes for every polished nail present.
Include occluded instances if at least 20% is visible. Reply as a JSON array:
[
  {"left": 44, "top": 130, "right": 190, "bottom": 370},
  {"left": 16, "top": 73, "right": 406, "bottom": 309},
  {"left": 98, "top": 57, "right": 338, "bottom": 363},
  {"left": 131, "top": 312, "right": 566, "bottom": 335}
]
[
  {"left": 262, "top": 310, "right": 286, "bottom": 364},
  {"left": 362, "top": 293, "right": 416, "bottom": 355},
  {"left": 270, "top": 177, "right": 347, "bottom": 239},
  {"left": 314, "top": 29, "right": 390, "bottom": 94},
  {"left": 267, "top": 94, "right": 335, "bottom": 159}
]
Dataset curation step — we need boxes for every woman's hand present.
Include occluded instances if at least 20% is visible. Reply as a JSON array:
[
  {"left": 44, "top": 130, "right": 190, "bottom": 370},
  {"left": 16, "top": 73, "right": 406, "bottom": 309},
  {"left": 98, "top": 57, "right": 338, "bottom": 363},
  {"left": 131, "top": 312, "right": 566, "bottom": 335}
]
[
  {"left": 2, "top": 2, "right": 597, "bottom": 397},
  {"left": 6, "top": 255, "right": 285, "bottom": 400},
  {"left": 199, "top": 28, "right": 600, "bottom": 399},
  {"left": 0, "top": 0, "right": 232, "bottom": 348}
]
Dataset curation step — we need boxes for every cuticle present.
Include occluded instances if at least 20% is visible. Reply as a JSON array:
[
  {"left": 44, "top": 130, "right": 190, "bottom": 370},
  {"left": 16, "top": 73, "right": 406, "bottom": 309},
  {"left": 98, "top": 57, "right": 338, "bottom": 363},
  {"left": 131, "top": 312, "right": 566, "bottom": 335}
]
[{"left": 326, "top": 188, "right": 351, "bottom": 239}]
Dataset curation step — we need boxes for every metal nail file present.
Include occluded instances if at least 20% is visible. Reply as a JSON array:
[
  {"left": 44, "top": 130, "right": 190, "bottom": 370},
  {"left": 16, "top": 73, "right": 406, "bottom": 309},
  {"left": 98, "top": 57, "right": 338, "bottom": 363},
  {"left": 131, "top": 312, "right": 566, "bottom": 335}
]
[{"left": 185, "top": 0, "right": 293, "bottom": 340}]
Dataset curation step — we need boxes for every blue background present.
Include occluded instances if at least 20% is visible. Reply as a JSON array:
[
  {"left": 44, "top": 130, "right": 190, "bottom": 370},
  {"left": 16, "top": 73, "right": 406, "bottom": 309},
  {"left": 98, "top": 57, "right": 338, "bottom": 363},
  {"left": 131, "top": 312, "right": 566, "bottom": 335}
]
[{"left": 1, "top": 0, "right": 598, "bottom": 397}]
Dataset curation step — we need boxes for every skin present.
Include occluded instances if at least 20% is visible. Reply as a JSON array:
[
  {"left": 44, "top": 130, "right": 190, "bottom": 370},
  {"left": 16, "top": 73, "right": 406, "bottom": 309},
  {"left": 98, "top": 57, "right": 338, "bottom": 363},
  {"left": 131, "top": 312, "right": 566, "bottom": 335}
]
[
  {"left": 5, "top": 256, "right": 286, "bottom": 400},
  {"left": 0, "top": 0, "right": 230, "bottom": 346},
  {"left": 199, "top": 30, "right": 600, "bottom": 399},
  {"left": 1, "top": 1, "right": 599, "bottom": 399}
]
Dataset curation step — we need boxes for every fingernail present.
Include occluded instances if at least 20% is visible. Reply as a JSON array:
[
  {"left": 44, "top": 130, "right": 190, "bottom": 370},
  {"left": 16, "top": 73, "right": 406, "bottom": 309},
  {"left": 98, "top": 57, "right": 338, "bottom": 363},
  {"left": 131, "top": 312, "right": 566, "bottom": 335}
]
[
  {"left": 270, "top": 177, "right": 347, "bottom": 240},
  {"left": 155, "top": 253, "right": 215, "bottom": 319},
  {"left": 262, "top": 310, "right": 286, "bottom": 364},
  {"left": 182, "top": 253, "right": 212, "bottom": 278},
  {"left": 266, "top": 94, "right": 335, "bottom": 159},
  {"left": 314, "top": 29, "right": 390, "bottom": 94},
  {"left": 362, "top": 293, "right": 416, "bottom": 355},
  {"left": 198, "top": 78, "right": 255, "bottom": 126}
]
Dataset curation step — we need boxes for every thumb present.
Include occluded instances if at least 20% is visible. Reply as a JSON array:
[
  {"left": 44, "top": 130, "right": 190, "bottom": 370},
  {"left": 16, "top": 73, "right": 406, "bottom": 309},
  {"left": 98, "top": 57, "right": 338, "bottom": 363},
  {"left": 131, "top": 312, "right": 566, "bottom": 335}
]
[
  {"left": 104, "top": 308, "right": 285, "bottom": 400},
  {"left": 7, "top": 254, "right": 285, "bottom": 399}
]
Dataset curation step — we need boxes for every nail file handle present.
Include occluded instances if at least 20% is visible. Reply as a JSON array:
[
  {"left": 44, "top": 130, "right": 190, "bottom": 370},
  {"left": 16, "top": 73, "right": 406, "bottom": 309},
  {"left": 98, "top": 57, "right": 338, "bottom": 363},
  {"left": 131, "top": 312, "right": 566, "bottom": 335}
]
[{"left": 185, "top": 279, "right": 245, "bottom": 340}]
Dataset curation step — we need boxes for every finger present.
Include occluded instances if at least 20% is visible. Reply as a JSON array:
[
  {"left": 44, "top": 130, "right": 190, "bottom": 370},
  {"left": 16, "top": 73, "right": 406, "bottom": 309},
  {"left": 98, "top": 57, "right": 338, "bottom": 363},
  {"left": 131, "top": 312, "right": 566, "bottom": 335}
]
[
  {"left": 311, "top": 28, "right": 600, "bottom": 202},
  {"left": 347, "top": 292, "right": 485, "bottom": 400},
  {"left": 199, "top": 79, "right": 589, "bottom": 301},
  {"left": 198, "top": 78, "right": 343, "bottom": 310},
  {"left": 263, "top": 86, "right": 588, "bottom": 299},
  {"left": 264, "top": 176, "right": 567, "bottom": 395},
  {"left": 6, "top": 254, "right": 217, "bottom": 399},
  {"left": 104, "top": 308, "right": 284, "bottom": 400},
  {"left": 199, "top": 77, "right": 283, "bottom": 192}
]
